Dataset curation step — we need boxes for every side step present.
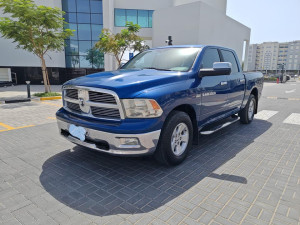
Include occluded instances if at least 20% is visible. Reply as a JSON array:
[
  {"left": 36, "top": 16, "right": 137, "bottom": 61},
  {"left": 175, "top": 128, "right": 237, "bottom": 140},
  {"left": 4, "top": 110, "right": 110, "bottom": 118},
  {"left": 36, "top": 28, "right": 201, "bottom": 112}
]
[{"left": 200, "top": 116, "right": 240, "bottom": 135}]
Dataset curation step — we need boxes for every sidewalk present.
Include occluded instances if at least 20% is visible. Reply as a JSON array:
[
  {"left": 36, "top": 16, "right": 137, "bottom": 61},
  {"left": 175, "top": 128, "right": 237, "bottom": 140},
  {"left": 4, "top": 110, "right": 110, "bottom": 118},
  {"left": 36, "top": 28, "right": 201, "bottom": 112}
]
[{"left": 0, "top": 85, "right": 62, "bottom": 101}]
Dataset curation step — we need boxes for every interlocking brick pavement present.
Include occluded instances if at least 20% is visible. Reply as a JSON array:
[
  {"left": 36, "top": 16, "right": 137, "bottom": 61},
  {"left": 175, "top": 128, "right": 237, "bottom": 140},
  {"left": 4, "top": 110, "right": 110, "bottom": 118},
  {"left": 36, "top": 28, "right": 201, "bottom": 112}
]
[{"left": 0, "top": 97, "right": 299, "bottom": 224}]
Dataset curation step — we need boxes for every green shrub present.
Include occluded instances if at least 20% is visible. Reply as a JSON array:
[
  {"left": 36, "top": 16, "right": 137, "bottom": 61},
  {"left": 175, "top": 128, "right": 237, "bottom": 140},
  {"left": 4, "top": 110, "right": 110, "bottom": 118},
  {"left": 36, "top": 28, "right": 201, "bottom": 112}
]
[{"left": 33, "top": 92, "right": 61, "bottom": 97}]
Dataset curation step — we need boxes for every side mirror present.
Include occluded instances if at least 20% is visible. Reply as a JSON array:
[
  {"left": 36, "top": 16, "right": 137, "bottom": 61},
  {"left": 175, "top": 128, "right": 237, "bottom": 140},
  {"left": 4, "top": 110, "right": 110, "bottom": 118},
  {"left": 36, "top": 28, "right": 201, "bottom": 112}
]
[{"left": 199, "top": 62, "right": 232, "bottom": 77}]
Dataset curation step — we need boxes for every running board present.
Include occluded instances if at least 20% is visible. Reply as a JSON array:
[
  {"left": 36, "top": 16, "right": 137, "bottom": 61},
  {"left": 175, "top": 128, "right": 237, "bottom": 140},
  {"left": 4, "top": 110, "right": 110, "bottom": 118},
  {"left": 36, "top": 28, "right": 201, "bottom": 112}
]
[{"left": 200, "top": 117, "right": 240, "bottom": 135}]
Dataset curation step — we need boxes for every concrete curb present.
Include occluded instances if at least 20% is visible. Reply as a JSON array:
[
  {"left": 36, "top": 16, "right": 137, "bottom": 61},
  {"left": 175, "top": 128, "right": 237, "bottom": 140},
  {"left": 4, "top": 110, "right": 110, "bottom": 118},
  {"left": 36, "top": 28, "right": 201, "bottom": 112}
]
[
  {"left": 0, "top": 98, "right": 31, "bottom": 104},
  {"left": 0, "top": 96, "right": 62, "bottom": 104}
]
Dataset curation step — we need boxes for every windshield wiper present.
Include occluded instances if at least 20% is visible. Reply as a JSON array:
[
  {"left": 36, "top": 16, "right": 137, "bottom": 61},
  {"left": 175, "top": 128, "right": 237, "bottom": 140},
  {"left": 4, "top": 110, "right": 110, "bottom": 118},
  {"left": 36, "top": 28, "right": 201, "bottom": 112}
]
[{"left": 142, "top": 67, "right": 173, "bottom": 71}]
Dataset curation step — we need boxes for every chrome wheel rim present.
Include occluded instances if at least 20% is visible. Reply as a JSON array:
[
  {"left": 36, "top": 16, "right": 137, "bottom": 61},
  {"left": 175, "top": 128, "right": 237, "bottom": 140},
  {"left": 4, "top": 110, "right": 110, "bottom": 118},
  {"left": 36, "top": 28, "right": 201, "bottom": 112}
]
[
  {"left": 171, "top": 123, "right": 189, "bottom": 156},
  {"left": 248, "top": 99, "right": 255, "bottom": 120}
]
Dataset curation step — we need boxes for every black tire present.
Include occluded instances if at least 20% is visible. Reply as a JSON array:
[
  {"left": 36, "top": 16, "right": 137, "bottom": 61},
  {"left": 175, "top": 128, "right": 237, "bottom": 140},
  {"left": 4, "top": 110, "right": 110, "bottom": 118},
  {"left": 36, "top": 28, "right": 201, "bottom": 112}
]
[
  {"left": 154, "top": 111, "right": 193, "bottom": 166},
  {"left": 239, "top": 94, "right": 256, "bottom": 124}
]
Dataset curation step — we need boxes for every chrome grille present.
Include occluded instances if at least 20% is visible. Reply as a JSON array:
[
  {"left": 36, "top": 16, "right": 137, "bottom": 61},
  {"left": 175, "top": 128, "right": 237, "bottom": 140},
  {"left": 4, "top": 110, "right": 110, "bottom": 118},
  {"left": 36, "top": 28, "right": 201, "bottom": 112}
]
[
  {"left": 91, "top": 107, "right": 120, "bottom": 119},
  {"left": 66, "top": 89, "right": 78, "bottom": 99},
  {"left": 89, "top": 91, "right": 117, "bottom": 104},
  {"left": 63, "top": 86, "right": 124, "bottom": 120},
  {"left": 66, "top": 102, "right": 81, "bottom": 113}
]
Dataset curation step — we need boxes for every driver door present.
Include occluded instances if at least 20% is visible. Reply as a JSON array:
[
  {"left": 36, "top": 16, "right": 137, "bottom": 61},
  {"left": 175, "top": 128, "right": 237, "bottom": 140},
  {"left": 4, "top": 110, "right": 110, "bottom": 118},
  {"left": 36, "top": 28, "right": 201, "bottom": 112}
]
[{"left": 199, "top": 48, "right": 229, "bottom": 122}]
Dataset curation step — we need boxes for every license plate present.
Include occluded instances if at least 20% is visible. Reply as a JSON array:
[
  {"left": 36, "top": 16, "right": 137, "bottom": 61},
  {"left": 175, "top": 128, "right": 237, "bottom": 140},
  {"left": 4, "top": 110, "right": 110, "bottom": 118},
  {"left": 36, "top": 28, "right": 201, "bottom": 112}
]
[{"left": 69, "top": 124, "right": 86, "bottom": 141}]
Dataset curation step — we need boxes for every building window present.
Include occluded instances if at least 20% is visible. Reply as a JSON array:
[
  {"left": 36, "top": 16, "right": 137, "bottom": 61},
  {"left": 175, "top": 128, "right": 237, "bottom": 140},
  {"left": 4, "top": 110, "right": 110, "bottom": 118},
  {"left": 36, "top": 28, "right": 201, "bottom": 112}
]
[
  {"left": 115, "top": 8, "right": 154, "bottom": 28},
  {"left": 62, "top": 0, "right": 104, "bottom": 69}
]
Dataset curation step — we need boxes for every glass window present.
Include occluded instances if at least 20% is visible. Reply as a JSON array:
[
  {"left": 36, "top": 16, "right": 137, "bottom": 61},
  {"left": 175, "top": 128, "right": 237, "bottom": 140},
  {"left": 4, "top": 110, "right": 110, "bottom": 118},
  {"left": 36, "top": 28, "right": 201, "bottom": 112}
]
[
  {"left": 138, "top": 10, "right": 149, "bottom": 28},
  {"left": 91, "top": 0, "right": 103, "bottom": 13},
  {"left": 201, "top": 49, "right": 220, "bottom": 68},
  {"left": 66, "top": 55, "right": 80, "bottom": 68},
  {"left": 77, "top": 13, "right": 91, "bottom": 23},
  {"left": 221, "top": 50, "right": 239, "bottom": 73},
  {"left": 77, "top": 24, "right": 91, "bottom": 40},
  {"left": 126, "top": 9, "right": 137, "bottom": 24},
  {"left": 65, "top": 40, "right": 79, "bottom": 55},
  {"left": 149, "top": 10, "right": 154, "bottom": 28},
  {"left": 64, "top": 13, "right": 77, "bottom": 23},
  {"left": 62, "top": 0, "right": 76, "bottom": 12},
  {"left": 77, "top": 0, "right": 90, "bottom": 13},
  {"left": 64, "top": 0, "right": 103, "bottom": 69},
  {"left": 91, "top": 14, "right": 103, "bottom": 24},
  {"left": 80, "top": 56, "right": 93, "bottom": 68},
  {"left": 79, "top": 41, "right": 92, "bottom": 55},
  {"left": 115, "top": 9, "right": 126, "bottom": 26},
  {"left": 91, "top": 25, "right": 103, "bottom": 40},
  {"left": 65, "top": 23, "right": 78, "bottom": 40}
]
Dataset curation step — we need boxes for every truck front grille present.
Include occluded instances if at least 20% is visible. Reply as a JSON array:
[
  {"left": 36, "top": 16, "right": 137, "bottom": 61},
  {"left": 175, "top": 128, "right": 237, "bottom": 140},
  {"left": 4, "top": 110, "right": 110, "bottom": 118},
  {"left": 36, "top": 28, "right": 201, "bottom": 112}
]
[
  {"left": 66, "top": 102, "right": 81, "bottom": 113},
  {"left": 66, "top": 89, "right": 78, "bottom": 99},
  {"left": 63, "top": 87, "right": 123, "bottom": 120},
  {"left": 91, "top": 107, "right": 120, "bottom": 119},
  {"left": 89, "top": 91, "right": 117, "bottom": 104}
]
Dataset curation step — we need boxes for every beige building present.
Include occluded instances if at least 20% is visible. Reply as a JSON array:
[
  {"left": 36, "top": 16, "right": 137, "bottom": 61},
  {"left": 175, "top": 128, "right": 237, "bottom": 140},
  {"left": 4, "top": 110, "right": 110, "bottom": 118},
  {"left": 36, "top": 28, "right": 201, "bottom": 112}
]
[{"left": 248, "top": 40, "right": 300, "bottom": 72}]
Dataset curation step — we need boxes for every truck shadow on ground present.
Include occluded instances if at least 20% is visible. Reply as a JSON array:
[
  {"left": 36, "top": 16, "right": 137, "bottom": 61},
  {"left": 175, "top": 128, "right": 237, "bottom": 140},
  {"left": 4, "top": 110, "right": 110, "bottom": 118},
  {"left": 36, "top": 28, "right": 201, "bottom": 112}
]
[{"left": 40, "top": 119, "right": 271, "bottom": 216}]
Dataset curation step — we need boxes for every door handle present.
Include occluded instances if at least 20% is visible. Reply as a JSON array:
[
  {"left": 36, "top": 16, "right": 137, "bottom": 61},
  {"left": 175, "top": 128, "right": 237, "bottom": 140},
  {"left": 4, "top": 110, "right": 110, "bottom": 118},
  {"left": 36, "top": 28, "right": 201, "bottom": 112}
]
[{"left": 220, "top": 81, "right": 227, "bottom": 86}]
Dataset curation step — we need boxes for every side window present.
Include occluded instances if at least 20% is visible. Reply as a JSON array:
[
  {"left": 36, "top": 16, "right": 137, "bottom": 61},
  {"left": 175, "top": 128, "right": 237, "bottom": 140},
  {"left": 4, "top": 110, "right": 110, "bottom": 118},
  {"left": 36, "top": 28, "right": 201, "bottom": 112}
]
[
  {"left": 201, "top": 49, "right": 220, "bottom": 68},
  {"left": 220, "top": 50, "right": 239, "bottom": 73}
]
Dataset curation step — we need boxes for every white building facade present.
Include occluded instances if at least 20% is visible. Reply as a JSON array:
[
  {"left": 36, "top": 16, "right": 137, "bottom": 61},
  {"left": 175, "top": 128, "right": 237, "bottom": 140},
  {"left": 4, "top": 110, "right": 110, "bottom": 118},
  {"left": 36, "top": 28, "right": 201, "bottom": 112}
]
[{"left": 0, "top": 0, "right": 250, "bottom": 84}]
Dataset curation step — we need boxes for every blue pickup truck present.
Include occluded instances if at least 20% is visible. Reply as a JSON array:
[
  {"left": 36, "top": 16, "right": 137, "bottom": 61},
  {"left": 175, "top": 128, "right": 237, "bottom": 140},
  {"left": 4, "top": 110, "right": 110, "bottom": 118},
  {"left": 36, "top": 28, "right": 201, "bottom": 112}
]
[{"left": 56, "top": 45, "right": 263, "bottom": 165}]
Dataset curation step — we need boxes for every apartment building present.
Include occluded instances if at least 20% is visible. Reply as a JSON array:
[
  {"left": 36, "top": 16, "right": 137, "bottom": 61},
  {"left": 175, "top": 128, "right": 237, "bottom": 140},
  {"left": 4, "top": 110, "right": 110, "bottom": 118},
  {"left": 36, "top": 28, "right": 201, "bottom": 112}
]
[
  {"left": 247, "top": 40, "right": 300, "bottom": 72},
  {"left": 0, "top": 0, "right": 250, "bottom": 84}
]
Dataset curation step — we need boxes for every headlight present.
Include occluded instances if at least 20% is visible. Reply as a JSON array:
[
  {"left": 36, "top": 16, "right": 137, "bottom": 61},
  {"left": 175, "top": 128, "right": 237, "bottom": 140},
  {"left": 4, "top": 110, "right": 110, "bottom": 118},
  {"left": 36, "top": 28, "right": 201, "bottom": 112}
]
[{"left": 121, "top": 99, "right": 163, "bottom": 118}]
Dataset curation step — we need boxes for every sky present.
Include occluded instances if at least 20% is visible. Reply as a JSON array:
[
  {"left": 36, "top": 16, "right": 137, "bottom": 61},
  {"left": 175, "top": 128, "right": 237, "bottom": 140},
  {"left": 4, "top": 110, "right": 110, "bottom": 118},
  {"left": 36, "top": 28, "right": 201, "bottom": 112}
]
[{"left": 226, "top": 0, "right": 300, "bottom": 44}]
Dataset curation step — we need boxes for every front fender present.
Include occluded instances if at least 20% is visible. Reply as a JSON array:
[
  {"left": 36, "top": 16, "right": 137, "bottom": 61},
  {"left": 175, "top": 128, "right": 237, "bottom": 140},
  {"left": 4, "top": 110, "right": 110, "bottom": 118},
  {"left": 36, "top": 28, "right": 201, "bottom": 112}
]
[{"left": 136, "top": 78, "right": 200, "bottom": 123}]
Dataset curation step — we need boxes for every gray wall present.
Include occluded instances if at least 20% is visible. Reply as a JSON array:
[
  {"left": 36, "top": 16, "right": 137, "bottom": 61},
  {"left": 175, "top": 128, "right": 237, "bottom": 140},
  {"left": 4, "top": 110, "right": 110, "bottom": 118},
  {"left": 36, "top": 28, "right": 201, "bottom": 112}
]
[{"left": 0, "top": 0, "right": 66, "bottom": 68}]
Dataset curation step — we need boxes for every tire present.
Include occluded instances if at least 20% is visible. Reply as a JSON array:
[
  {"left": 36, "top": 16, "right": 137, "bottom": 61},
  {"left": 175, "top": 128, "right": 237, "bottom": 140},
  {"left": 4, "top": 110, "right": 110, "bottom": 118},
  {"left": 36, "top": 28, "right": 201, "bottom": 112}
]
[
  {"left": 239, "top": 94, "right": 256, "bottom": 124},
  {"left": 155, "top": 111, "right": 193, "bottom": 166}
]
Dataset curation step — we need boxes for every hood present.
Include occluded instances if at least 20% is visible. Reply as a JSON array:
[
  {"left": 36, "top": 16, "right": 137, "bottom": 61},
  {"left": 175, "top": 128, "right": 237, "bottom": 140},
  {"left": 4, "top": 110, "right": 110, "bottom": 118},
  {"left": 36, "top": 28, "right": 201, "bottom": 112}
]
[{"left": 64, "top": 69, "right": 189, "bottom": 98}]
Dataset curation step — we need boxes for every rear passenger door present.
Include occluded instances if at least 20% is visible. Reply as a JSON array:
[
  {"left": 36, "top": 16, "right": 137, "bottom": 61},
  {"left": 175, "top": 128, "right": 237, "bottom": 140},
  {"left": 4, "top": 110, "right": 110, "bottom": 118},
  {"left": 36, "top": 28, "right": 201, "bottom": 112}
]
[
  {"left": 220, "top": 49, "right": 245, "bottom": 111},
  {"left": 199, "top": 48, "right": 229, "bottom": 122}
]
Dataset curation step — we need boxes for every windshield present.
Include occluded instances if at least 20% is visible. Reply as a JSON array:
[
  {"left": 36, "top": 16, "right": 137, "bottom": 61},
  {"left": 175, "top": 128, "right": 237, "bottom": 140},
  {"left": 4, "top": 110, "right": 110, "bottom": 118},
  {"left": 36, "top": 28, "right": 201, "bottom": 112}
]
[{"left": 122, "top": 47, "right": 201, "bottom": 72}]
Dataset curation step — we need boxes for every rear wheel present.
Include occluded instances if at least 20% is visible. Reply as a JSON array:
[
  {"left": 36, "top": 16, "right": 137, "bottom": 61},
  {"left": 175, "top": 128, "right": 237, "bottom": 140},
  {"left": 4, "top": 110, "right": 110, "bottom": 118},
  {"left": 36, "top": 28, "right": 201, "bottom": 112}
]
[
  {"left": 239, "top": 94, "right": 256, "bottom": 124},
  {"left": 155, "top": 111, "right": 193, "bottom": 166}
]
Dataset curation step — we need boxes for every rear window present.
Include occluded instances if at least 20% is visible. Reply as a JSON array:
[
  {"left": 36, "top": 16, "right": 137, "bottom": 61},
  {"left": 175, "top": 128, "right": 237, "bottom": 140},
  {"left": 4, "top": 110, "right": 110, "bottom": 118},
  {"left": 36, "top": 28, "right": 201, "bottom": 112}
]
[{"left": 220, "top": 50, "right": 239, "bottom": 73}]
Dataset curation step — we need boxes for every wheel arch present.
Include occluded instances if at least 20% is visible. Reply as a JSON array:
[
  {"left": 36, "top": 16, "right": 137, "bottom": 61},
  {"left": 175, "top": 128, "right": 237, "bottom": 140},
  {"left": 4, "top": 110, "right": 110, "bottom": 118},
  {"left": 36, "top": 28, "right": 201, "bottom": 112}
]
[
  {"left": 250, "top": 87, "right": 259, "bottom": 114},
  {"left": 168, "top": 104, "right": 199, "bottom": 145}
]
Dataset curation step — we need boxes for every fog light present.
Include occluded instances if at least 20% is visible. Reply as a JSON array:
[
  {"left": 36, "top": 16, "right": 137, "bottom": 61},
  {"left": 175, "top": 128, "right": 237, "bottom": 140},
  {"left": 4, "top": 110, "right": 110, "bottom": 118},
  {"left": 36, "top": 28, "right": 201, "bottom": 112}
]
[{"left": 119, "top": 137, "right": 140, "bottom": 147}]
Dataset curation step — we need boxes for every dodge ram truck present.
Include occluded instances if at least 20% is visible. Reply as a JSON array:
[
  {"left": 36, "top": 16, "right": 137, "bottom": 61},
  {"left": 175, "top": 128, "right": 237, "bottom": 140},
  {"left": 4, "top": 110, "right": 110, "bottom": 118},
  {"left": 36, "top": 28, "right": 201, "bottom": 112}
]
[{"left": 56, "top": 45, "right": 263, "bottom": 165}]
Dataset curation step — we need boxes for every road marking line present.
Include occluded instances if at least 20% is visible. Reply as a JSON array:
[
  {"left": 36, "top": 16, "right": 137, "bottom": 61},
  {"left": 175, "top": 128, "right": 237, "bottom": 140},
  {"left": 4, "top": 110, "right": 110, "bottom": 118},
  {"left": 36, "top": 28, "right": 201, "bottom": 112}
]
[
  {"left": 285, "top": 89, "right": 296, "bottom": 93},
  {"left": 255, "top": 110, "right": 278, "bottom": 120},
  {"left": 265, "top": 96, "right": 300, "bottom": 101},
  {"left": 283, "top": 113, "right": 300, "bottom": 126},
  {"left": 266, "top": 96, "right": 278, "bottom": 99},
  {"left": 0, "top": 122, "right": 15, "bottom": 130},
  {"left": 47, "top": 117, "right": 56, "bottom": 120},
  {"left": 0, "top": 123, "right": 35, "bottom": 132},
  {"left": 41, "top": 101, "right": 62, "bottom": 107}
]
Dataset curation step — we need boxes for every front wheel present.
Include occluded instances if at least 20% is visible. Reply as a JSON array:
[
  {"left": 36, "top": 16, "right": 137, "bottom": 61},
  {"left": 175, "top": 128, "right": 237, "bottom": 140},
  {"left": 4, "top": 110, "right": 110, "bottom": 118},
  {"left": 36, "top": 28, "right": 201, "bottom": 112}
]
[
  {"left": 239, "top": 94, "right": 256, "bottom": 124},
  {"left": 155, "top": 111, "right": 193, "bottom": 166}
]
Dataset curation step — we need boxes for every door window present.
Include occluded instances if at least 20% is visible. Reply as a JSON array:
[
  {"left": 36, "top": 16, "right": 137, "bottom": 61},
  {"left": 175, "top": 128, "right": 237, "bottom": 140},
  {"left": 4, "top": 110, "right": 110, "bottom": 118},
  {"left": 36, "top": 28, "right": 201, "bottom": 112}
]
[
  {"left": 220, "top": 50, "right": 239, "bottom": 73},
  {"left": 201, "top": 48, "right": 221, "bottom": 68}
]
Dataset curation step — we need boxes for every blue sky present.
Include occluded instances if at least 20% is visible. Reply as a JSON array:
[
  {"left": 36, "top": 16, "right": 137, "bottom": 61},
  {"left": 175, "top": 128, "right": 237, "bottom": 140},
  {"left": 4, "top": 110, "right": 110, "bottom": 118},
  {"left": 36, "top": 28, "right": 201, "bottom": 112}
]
[{"left": 227, "top": 0, "right": 300, "bottom": 44}]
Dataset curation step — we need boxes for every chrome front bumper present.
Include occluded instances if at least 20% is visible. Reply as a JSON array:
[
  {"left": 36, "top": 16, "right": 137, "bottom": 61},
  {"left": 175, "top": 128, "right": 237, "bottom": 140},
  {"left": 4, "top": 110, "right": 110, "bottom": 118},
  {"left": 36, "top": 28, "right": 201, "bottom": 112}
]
[{"left": 57, "top": 119, "right": 161, "bottom": 156}]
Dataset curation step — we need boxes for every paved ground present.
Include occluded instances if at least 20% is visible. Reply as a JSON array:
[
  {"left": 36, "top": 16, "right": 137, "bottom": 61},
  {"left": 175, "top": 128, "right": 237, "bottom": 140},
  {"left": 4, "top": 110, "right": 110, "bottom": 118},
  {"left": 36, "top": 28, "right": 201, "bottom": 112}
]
[
  {"left": 0, "top": 85, "right": 62, "bottom": 100},
  {"left": 0, "top": 81, "right": 299, "bottom": 225}
]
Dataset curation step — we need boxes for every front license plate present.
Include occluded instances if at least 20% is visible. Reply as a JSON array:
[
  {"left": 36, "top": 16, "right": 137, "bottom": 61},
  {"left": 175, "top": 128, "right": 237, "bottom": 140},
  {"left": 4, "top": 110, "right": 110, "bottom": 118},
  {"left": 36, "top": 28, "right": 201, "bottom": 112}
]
[{"left": 69, "top": 124, "right": 86, "bottom": 141}]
